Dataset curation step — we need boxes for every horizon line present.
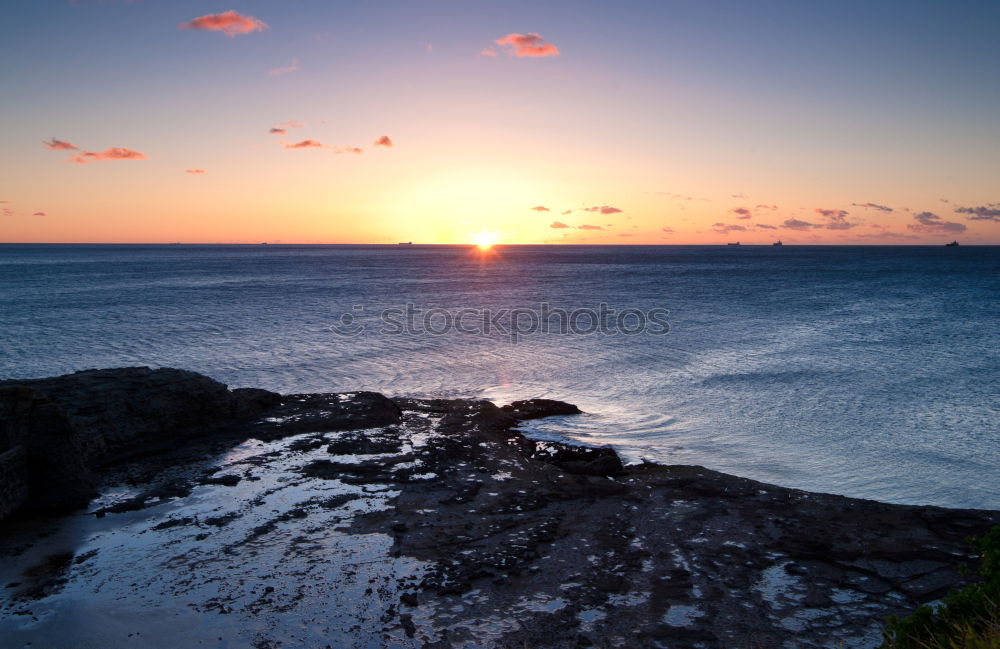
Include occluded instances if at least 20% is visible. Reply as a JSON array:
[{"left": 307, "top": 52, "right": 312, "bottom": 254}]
[{"left": 0, "top": 242, "right": 987, "bottom": 247}]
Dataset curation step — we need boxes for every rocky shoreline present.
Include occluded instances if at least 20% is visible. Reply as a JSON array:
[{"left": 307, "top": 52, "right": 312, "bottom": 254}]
[{"left": 0, "top": 368, "right": 997, "bottom": 648}]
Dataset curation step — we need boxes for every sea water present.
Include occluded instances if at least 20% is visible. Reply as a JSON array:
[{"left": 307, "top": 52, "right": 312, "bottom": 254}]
[{"left": 1, "top": 243, "right": 997, "bottom": 509}]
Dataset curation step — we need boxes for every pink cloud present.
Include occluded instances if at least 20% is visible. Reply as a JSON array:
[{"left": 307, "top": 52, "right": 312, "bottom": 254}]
[
  {"left": 530, "top": 206, "right": 550, "bottom": 212},
  {"left": 662, "top": 227, "right": 675, "bottom": 233},
  {"left": 561, "top": 209, "right": 573, "bottom": 215},
  {"left": 373, "top": 135, "right": 393, "bottom": 148},
  {"left": 70, "top": 147, "right": 147, "bottom": 164},
  {"left": 179, "top": 10, "right": 268, "bottom": 37},
  {"left": 33, "top": 211, "right": 47, "bottom": 217},
  {"left": 332, "top": 146, "right": 363, "bottom": 154},
  {"left": 583, "top": 205, "right": 622, "bottom": 214},
  {"left": 578, "top": 224, "right": 603, "bottom": 230},
  {"left": 269, "top": 58, "right": 299, "bottom": 77},
  {"left": 756, "top": 204, "right": 778, "bottom": 211},
  {"left": 44, "top": 137, "right": 79, "bottom": 151},
  {"left": 185, "top": 169, "right": 205, "bottom": 174},
  {"left": 550, "top": 221, "right": 570, "bottom": 229},
  {"left": 284, "top": 139, "right": 323, "bottom": 149},
  {"left": 494, "top": 33, "right": 560, "bottom": 58},
  {"left": 269, "top": 128, "right": 287, "bottom": 135},
  {"left": 731, "top": 207, "right": 752, "bottom": 219},
  {"left": 481, "top": 48, "right": 497, "bottom": 57}
]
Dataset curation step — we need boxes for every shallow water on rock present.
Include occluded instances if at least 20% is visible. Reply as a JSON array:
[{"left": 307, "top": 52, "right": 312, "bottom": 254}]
[{"left": 0, "top": 430, "right": 430, "bottom": 649}]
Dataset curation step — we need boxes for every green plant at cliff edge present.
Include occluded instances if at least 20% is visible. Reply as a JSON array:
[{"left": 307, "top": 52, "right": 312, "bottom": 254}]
[{"left": 882, "top": 523, "right": 1000, "bottom": 649}]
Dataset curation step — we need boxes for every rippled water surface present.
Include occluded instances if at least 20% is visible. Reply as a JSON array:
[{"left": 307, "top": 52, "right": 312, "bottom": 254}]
[{"left": 1, "top": 244, "right": 997, "bottom": 509}]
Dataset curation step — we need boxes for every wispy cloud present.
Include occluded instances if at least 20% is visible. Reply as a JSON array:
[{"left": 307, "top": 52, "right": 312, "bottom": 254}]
[
  {"left": 755, "top": 204, "right": 778, "bottom": 211},
  {"left": 331, "top": 146, "right": 363, "bottom": 154},
  {"left": 856, "top": 231, "right": 920, "bottom": 240},
  {"left": 480, "top": 48, "right": 498, "bottom": 57},
  {"left": 373, "top": 135, "right": 393, "bottom": 148},
  {"left": 269, "top": 58, "right": 299, "bottom": 77},
  {"left": 583, "top": 205, "right": 622, "bottom": 214},
  {"left": 907, "top": 211, "right": 967, "bottom": 233},
  {"left": 661, "top": 227, "right": 675, "bottom": 233},
  {"left": 654, "top": 192, "right": 694, "bottom": 201},
  {"left": 284, "top": 139, "right": 323, "bottom": 149},
  {"left": 731, "top": 207, "right": 752, "bottom": 219},
  {"left": 185, "top": 169, "right": 205, "bottom": 174},
  {"left": 954, "top": 203, "right": 1000, "bottom": 222},
  {"left": 578, "top": 224, "right": 603, "bottom": 230},
  {"left": 781, "top": 218, "right": 815, "bottom": 231},
  {"left": 530, "top": 206, "right": 550, "bottom": 212},
  {"left": 852, "top": 202, "right": 893, "bottom": 213},
  {"left": 269, "top": 120, "right": 302, "bottom": 135},
  {"left": 43, "top": 137, "right": 79, "bottom": 151},
  {"left": 814, "top": 208, "right": 857, "bottom": 230},
  {"left": 70, "top": 147, "right": 147, "bottom": 164},
  {"left": 755, "top": 223, "right": 778, "bottom": 230},
  {"left": 550, "top": 221, "right": 570, "bottom": 229},
  {"left": 712, "top": 222, "right": 747, "bottom": 234},
  {"left": 179, "top": 10, "right": 268, "bottom": 37},
  {"left": 494, "top": 33, "right": 560, "bottom": 58},
  {"left": 33, "top": 211, "right": 47, "bottom": 217}
]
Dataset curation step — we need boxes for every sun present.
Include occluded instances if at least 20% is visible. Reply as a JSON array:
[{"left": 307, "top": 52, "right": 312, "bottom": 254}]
[{"left": 472, "top": 230, "right": 498, "bottom": 250}]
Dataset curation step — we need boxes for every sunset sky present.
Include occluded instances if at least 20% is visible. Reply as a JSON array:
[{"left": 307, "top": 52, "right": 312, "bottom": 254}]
[{"left": 2, "top": 0, "right": 999, "bottom": 244}]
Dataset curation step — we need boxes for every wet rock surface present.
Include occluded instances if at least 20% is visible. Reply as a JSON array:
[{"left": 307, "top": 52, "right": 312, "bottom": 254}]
[
  {"left": 0, "top": 382, "right": 997, "bottom": 648},
  {"left": 249, "top": 391, "right": 402, "bottom": 439},
  {"left": 501, "top": 398, "right": 583, "bottom": 420},
  {"left": 0, "top": 367, "right": 281, "bottom": 515}
]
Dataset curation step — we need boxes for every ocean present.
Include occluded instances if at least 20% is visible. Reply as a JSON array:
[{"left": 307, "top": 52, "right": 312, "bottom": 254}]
[{"left": 1, "top": 243, "right": 997, "bottom": 509}]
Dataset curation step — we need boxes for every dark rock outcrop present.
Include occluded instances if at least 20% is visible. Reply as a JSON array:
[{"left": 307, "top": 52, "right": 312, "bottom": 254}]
[
  {"left": 349, "top": 400, "right": 1000, "bottom": 649},
  {"left": 530, "top": 441, "right": 624, "bottom": 476},
  {"left": 246, "top": 391, "right": 402, "bottom": 439},
  {"left": 501, "top": 398, "right": 583, "bottom": 420},
  {"left": 438, "top": 399, "right": 517, "bottom": 437},
  {"left": 0, "top": 367, "right": 280, "bottom": 516},
  {"left": 0, "top": 377, "right": 997, "bottom": 649},
  {"left": 0, "top": 446, "right": 28, "bottom": 521}
]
